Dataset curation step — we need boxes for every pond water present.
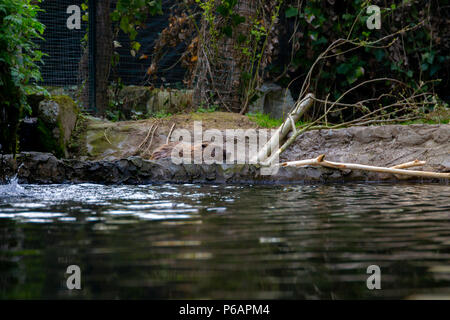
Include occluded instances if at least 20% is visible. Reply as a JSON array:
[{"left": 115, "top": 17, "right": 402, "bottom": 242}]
[{"left": 0, "top": 181, "right": 449, "bottom": 299}]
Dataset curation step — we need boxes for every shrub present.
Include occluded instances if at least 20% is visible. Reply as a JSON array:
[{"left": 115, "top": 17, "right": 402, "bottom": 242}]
[{"left": 0, "top": 0, "right": 46, "bottom": 154}]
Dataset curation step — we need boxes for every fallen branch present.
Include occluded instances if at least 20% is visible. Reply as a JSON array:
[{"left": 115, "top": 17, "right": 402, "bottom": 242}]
[
  {"left": 137, "top": 124, "right": 155, "bottom": 151},
  {"left": 143, "top": 125, "right": 159, "bottom": 156},
  {"left": 254, "top": 93, "right": 314, "bottom": 163},
  {"left": 391, "top": 160, "right": 426, "bottom": 169},
  {"left": 104, "top": 129, "right": 112, "bottom": 145},
  {"left": 166, "top": 123, "right": 176, "bottom": 144},
  {"left": 278, "top": 155, "right": 450, "bottom": 179}
]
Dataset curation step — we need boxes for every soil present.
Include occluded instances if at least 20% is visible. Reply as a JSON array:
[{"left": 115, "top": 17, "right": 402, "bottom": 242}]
[
  {"left": 81, "top": 112, "right": 259, "bottom": 160},
  {"left": 78, "top": 112, "right": 449, "bottom": 175},
  {"left": 281, "top": 124, "right": 450, "bottom": 173}
]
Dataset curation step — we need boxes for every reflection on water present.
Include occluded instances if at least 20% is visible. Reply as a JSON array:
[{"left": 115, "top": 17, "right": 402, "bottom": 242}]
[{"left": 0, "top": 182, "right": 449, "bottom": 299}]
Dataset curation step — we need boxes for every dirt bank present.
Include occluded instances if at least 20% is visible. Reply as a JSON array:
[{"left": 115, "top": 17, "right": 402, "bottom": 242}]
[
  {"left": 79, "top": 112, "right": 258, "bottom": 160},
  {"left": 78, "top": 113, "right": 449, "bottom": 175},
  {"left": 1, "top": 124, "right": 448, "bottom": 184},
  {"left": 282, "top": 124, "right": 450, "bottom": 174}
]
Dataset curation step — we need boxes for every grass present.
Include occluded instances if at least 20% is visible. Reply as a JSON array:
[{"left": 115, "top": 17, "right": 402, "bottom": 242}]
[
  {"left": 247, "top": 112, "right": 284, "bottom": 128},
  {"left": 196, "top": 105, "right": 219, "bottom": 113},
  {"left": 153, "top": 110, "right": 173, "bottom": 119},
  {"left": 247, "top": 112, "right": 313, "bottom": 128}
]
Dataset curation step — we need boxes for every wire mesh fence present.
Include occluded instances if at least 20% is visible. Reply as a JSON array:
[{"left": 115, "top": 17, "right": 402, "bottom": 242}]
[
  {"left": 36, "top": 0, "right": 188, "bottom": 112},
  {"left": 36, "top": 0, "right": 86, "bottom": 87}
]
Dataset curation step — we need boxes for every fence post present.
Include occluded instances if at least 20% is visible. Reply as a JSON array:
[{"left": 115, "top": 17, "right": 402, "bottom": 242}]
[{"left": 88, "top": 0, "right": 97, "bottom": 113}]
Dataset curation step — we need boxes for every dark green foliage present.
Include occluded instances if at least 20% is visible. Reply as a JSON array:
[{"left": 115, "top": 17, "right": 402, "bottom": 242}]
[
  {"left": 36, "top": 118, "right": 65, "bottom": 158},
  {"left": 0, "top": 0, "right": 46, "bottom": 154},
  {"left": 276, "top": 0, "right": 449, "bottom": 119}
]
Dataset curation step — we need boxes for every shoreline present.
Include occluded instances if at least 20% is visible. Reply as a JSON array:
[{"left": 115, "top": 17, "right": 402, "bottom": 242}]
[
  {"left": 1, "top": 151, "right": 449, "bottom": 185},
  {"left": 2, "top": 123, "right": 449, "bottom": 185}
]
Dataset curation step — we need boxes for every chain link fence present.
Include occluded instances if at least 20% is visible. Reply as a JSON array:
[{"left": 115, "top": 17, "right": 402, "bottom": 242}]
[{"left": 36, "top": 0, "right": 187, "bottom": 112}]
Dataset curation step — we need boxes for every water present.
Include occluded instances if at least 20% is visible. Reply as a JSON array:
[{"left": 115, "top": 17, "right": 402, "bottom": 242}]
[{"left": 0, "top": 182, "right": 449, "bottom": 299}]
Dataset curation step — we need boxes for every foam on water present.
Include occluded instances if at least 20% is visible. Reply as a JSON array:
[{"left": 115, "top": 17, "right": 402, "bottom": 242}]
[{"left": 0, "top": 175, "right": 25, "bottom": 197}]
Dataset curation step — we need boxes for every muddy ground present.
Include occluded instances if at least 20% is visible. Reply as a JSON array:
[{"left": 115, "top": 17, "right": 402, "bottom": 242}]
[
  {"left": 3, "top": 116, "right": 448, "bottom": 184},
  {"left": 79, "top": 112, "right": 259, "bottom": 160},
  {"left": 77, "top": 113, "right": 449, "bottom": 174},
  {"left": 281, "top": 124, "right": 450, "bottom": 173}
]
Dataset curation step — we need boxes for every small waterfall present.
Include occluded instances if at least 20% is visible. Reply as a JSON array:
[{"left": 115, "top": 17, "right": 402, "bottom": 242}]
[{"left": 0, "top": 163, "right": 25, "bottom": 196}]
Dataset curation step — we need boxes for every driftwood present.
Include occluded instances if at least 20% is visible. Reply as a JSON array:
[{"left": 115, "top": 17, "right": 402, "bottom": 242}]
[
  {"left": 143, "top": 125, "right": 159, "bottom": 156},
  {"left": 254, "top": 93, "right": 314, "bottom": 163},
  {"left": 391, "top": 160, "right": 426, "bottom": 169},
  {"left": 278, "top": 155, "right": 450, "bottom": 179},
  {"left": 166, "top": 123, "right": 176, "bottom": 144}
]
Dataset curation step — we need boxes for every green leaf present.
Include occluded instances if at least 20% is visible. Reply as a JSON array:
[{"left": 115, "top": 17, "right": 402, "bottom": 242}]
[
  {"left": 429, "top": 64, "right": 440, "bottom": 77},
  {"left": 222, "top": 26, "right": 232, "bottom": 37},
  {"left": 421, "top": 63, "right": 429, "bottom": 71},
  {"left": 120, "top": 16, "right": 130, "bottom": 33},
  {"left": 217, "top": 5, "right": 230, "bottom": 17},
  {"left": 374, "top": 49, "right": 385, "bottom": 62},
  {"left": 336, "top": 64, "right": 350, "bottom": 74},
  {"left": 231, "top": 14, "right": 245, "bottom": 26},
  {"left": 131, "top": 41, "right": 141, "bottom": 52},
  {"left": 285, "top": 7, "right": 299, "bottom": 18}
]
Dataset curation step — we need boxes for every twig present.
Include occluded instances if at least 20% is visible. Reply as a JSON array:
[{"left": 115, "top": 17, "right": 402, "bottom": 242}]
[
  {"left": 143, "top": 125, "right": 159, "bottom": 156},
  {"left": 104, "top": 129, "right": 112, "bottom": 145},
  {"left": 137, "top": 124, "right": 154, "bottom": 151},
  {"left": 166, "top": 123, "right": 176, "bottom": 144}
]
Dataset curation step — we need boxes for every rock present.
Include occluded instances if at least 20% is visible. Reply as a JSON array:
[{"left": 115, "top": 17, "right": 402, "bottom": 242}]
[
  {"left": 147, "top": 88, "right": 193, "bottom": 115},
  {"left": 281, "top": 124, "right": 450, "bottom": 174},
  {"left": 249, "top": 83, "right": 296, "bottom": 120},
  {"left": 38, "top": 100, "right": 60, "bottom": 125},
  {"left": 116, "top": 86, "right": 193, "bottom": 119},
  {"left": 1, "top": 148, "right": 448, "bottom": 185},
  {"left": 117, "top": 86, "right": 152, "bottom": 119},
  {"left": 36, "top": 95, "right": 80, "bottom": 158}
]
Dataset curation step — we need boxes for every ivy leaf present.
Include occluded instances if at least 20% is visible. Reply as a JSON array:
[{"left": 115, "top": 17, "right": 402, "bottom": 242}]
[
  {"left": 231, "top": 14, "right": 245, "bottom": 26},
  {"left": 285, "top": 7, "right": 299, "bottom": 18},
  {"left": 131, "top": 41, "right": 141, "bottom": 52},
  {"left": 347, "top": 66, "right": 365, "bottom": 84},
  {"left": 222, "top": 26, "right": 232, "bottom": 37},
  {"left": 429, "top": 64, "right": 440, "bottom": 77},
  {"left": 336, "top": 63, "right": 349, "bottom": 74},
  {"left": 120, "top": 16, "right": 130, "bottom": 33},
  {"left": 374, "top": 49, "right": 385, "bottom": 62},
  {"left": 217, "top": 5, "right": 230, "bottom": 17}
]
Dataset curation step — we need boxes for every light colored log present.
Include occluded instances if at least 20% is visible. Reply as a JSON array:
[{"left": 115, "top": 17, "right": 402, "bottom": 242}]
[
  {"left": 390, "top": 159, "right": 426, "bottom": 169},
  {"left": 278, "top": 155, "right": 450, "bottom": 179},
  {"left": 166, "top": 123, "right": 176, "bottom": 144},
  {"left": 254, "top": 93, "right": 314, "bottom": 163},
  {"left": 390, "top": 159, "right": 427, "bottom": 180}
]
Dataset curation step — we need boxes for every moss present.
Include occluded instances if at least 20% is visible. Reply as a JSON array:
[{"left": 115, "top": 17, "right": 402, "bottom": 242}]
[
  {"left": 67, "top": 114, "right": 88, "bottom": 158},
  {"left": 36, "top": 119, "right": 65, "bottom": 158},
  {"left": 51, "top": 95, "right": 79, "bottom": 113},
  {"left": 31, "top": 95, "right": 80, "bottom": 158}
]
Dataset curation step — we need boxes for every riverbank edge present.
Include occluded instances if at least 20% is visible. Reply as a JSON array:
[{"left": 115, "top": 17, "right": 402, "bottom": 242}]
[{"left": 1, "top": 152, "right": 448, "bottom": 185}]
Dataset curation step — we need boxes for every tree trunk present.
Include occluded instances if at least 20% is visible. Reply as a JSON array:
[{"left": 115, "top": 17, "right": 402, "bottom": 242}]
[
  {"left": 193, "top": 0, "right": 256, "bottom": 112},
  {"left": 0, "top": 62, "right": 21, "bottom": 155},
  {"left": 80, "top": 0, "right": 112, "bottom": 116},
  {"left": 95, "top": 0, "right": 113, "bottom": 116}
]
